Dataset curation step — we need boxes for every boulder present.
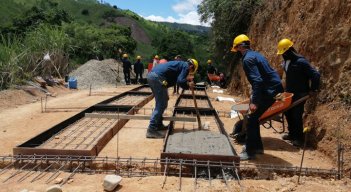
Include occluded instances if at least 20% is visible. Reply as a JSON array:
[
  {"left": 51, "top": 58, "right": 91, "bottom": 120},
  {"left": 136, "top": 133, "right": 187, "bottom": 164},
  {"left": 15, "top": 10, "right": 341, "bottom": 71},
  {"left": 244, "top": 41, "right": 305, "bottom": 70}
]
[{"left": 103, "top": 175, "right": 122, "bottom": 191}]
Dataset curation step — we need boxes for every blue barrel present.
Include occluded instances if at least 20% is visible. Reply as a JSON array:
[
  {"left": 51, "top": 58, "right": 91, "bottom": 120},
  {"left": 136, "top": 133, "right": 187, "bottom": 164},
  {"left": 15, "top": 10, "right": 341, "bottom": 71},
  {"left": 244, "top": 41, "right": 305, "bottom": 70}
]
[{"left": 68, "top": 77, "right": 77, "bottom": 89}]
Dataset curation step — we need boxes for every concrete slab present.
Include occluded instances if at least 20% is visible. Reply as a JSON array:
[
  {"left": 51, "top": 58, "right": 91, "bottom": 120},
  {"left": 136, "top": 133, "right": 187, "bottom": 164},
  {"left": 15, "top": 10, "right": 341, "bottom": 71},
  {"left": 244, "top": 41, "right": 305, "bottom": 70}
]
[{"left": 165, "top": 131, "right": 234, "bottom": 156}]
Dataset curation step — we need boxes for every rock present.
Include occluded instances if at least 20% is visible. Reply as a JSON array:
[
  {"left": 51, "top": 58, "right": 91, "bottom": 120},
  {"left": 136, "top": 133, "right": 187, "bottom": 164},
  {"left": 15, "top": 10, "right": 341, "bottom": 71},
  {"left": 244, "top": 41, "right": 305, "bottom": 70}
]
[
  {"left": 103, "top": 175, "right": 122, "bottom": 191},
  {"left": 67, "top": 179, "right": 74, "bottom": 184},
  {"left": 53, "top": 178, "right": 63, "bottom": 184},
  {"left": 46, "top": 185, "right": 62, "bottom": 192},
  {"left": 54, "top": 136, "right": 60, "bottom": 139},
  {"left": 202, "top": 121, "right": 210, "bottom": 129}
]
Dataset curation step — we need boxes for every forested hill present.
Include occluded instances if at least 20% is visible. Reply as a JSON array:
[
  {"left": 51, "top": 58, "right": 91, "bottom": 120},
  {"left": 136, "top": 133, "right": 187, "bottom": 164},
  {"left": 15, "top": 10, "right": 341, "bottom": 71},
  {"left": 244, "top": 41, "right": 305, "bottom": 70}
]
[
  {"left": 0, "top": 0, "right": 211, "bottom": 90},
  {"left": 159, "top": 22, "right": 210, "bottom": 35}
]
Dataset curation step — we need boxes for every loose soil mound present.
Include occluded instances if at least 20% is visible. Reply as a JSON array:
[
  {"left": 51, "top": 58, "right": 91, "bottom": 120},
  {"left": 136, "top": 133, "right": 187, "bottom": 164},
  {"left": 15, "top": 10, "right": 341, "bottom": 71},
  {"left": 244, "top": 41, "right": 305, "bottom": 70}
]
[{"left": 69, "top": 59, "right": 124, "bottom": 89}]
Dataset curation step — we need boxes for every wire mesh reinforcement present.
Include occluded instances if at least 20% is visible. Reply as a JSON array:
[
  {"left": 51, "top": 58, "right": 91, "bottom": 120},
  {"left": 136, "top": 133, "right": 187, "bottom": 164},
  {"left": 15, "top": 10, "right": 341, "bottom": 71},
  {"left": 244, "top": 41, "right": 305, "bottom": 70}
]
[{"left": 0, "top": 155, "right": 339, "bottom": 183}]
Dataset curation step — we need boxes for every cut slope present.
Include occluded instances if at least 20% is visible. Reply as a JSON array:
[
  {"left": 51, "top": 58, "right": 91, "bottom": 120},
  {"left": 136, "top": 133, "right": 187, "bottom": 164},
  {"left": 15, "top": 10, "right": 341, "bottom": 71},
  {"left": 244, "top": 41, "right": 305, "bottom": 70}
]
[
  {"left": 114, "top": 17, "right": 151, "bottom": 44},
  {"left": 228, "top": 0, "right": 351, "bottom": 172}
]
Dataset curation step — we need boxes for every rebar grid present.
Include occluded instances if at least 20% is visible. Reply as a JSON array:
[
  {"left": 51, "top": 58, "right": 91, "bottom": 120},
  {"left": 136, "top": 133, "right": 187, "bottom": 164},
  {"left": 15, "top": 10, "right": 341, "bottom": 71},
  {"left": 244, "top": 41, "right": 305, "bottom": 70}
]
[
  {"left": 182, "top": 90, "right": 206, "bottom": 95},
  {"left": 0, "top": 155, "right": 338, "bottom": 182},
  {"left": 178, "top": 98, "right": 210, "bottom": 108},
  {"left": 109, "top": 95, "right": 148, "bottom": 105},
  {"left": 136, "top": 87, "right": 152, "bottom": 92},
  {"left": 173, "top": 112, "right": 220, "bottom": 133},
  {"left": 39, "top": 114, "right": 122, "bottom": 150}
]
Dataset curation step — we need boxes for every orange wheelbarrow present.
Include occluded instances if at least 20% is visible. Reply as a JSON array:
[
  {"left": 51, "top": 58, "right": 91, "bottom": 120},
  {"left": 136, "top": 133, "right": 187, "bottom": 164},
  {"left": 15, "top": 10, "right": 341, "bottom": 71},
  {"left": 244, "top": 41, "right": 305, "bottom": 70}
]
[{"left": 229, "top": 92, "right": 309, "bottom": 142}]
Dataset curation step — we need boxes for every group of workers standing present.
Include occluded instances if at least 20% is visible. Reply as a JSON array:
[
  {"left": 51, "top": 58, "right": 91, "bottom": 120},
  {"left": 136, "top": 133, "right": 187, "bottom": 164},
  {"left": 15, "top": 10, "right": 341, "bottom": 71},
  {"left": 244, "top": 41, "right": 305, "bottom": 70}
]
[
  {"left": 120, "top": 34, "right": 320, "bottom": 162},
  {"left": 121, "top": 54, "right": 145, "bottom": 85},
  {"left": 231, "top": 34, "right": 320, "bottom": 160}
]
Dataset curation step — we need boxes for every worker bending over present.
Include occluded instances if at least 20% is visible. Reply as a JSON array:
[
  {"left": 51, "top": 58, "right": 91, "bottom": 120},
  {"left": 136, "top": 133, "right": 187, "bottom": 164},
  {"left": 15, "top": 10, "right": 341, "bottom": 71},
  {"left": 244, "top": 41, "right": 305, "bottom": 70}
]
[
  {"left": 231, "top": 34, "right": 283, "bottom": 160},
  {"left": 146, "top": 59, "right": 198, "bottom": 138}
]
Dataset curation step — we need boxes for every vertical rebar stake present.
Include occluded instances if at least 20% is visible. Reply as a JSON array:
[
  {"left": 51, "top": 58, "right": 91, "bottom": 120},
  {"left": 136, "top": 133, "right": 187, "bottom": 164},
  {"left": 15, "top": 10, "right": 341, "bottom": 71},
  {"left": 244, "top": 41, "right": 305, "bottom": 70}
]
[
  {"left": 45, "top": 95, "right": 48, "bottom": 112},
  {"left": 179, "top": 159, "right": 183, "bottom": 191}
]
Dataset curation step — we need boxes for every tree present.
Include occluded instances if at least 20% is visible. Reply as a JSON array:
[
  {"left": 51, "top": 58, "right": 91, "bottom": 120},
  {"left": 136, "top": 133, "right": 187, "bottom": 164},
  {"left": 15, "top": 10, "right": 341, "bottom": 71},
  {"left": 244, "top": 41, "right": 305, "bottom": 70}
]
[
  {"left": 1, "top": 1, "right": 71, "bottom": 36},
  {"left": 198, "top": 0, "right": 261, "bottom": 69},
  {"left": 154, "top": 31, "right": 194, "bottom": 60}
]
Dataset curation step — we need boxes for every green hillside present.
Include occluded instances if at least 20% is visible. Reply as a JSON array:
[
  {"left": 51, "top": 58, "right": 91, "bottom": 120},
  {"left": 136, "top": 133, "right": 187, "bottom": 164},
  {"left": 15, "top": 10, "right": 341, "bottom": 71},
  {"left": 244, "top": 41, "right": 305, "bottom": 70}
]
[{"left": 0, "top": 0, "right": 211, "bottom": 90}]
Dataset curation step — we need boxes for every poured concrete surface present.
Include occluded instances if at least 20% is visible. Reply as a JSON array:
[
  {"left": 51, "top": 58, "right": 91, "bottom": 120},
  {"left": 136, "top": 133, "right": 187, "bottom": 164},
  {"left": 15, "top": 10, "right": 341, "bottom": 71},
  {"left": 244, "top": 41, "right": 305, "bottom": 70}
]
[{"left": 165, "top": 131, "right": 234, "bottom": 156}]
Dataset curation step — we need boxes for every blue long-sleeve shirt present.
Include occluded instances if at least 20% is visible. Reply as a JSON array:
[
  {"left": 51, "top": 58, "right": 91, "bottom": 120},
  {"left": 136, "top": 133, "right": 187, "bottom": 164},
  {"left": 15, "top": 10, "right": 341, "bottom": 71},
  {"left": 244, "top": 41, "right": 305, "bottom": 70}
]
[
  {"left": 151, "top": 61, "right": 189, "bottom": 89},
  {"left": 283, "top": 57, "right": 320, "bottom": 93},
  {"left": 242, "top": 50, "right": 282, "bottom": 104}
]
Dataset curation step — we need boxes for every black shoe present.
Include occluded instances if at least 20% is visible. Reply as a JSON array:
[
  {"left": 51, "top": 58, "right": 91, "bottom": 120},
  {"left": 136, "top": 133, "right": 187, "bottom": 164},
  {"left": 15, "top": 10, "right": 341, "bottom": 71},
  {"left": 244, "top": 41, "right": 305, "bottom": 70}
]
[
  {"left": 146, "top": 129, "right": 166, "bottom": 139},
  {"left": 282, "top": 134, "right": 293, "bottom": 141},
  {"left": 292, "top": 140, "right": 303, "bottom": 147},
  {"left": 157, "top": 124, "right": 169, "bottom": 131},
  {"left": 242, "top": 145, "right": 264, "bottom": 155}
]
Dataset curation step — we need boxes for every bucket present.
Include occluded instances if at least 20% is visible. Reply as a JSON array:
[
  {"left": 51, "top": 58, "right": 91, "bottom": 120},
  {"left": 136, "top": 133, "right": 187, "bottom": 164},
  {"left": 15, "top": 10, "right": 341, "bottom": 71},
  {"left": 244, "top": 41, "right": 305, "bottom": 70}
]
[{"left": 68, "top": 77, "right": 77, "bottom": 89}]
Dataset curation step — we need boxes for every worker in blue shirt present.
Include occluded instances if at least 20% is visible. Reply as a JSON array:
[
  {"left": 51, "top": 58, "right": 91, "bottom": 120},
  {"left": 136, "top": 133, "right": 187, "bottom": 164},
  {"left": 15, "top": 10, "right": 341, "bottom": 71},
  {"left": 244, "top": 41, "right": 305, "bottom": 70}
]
[
  {"left": 231, "top": 34, "right": 284, "bottom": 160},
  {"left": 277, "top": 38, "right": 320, "bottom": 147},
  {"left": 146, "top": 59, "right": 198, "bottom": 138}
]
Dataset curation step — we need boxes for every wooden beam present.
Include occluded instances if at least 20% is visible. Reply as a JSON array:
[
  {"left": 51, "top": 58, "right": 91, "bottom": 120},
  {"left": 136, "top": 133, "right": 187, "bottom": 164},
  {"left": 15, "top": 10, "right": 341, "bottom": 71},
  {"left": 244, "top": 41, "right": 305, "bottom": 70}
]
[{"left": 85, "top": 113, "right": 197, "bottom": 122}]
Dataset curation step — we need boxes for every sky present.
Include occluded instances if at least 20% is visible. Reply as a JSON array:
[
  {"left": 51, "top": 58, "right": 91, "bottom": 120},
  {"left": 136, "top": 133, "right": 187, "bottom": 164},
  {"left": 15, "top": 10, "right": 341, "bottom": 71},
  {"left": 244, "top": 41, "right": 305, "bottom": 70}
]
[{"left": 103, "top": 0, "right": 210, "bottom": 26}]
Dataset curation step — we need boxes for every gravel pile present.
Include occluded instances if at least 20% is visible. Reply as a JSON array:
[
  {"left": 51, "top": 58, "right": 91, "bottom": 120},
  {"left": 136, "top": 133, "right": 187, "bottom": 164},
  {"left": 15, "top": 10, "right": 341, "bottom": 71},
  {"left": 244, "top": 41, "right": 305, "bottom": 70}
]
[{"left": 69, "top": 59, "right": 128, "bottom": 89}]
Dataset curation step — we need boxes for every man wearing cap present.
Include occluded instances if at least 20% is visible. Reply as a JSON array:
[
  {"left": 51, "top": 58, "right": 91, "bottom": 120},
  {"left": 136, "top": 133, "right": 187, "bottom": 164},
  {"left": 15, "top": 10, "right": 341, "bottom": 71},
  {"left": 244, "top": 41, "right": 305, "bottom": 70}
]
[
  {"left": 134, "top": 56, "right": 144, "bottom": 84},
  {"left": 277, "top": 38, "right": 320, "bottom": 147},
  {"left": 146, "top": 58, "right": 199, "bottom": 138},
  {"left": 122, "top": 54, "right": 132, "bottom": 85},
  {"left": 231, "top": 34, "right": 284, "bottom": 160}
]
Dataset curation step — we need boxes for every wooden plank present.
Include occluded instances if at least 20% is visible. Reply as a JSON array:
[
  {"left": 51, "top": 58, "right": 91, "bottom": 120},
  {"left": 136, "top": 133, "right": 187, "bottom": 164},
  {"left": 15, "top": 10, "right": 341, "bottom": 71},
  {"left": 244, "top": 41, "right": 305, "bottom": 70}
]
[{"left": 85, "top": 113, "right": 197, "bottom": 122}]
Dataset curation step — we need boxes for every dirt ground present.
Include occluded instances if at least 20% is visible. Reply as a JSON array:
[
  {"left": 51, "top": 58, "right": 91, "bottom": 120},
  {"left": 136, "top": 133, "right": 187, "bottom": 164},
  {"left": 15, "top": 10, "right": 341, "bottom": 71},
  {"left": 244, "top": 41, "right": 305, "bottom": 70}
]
[{"left": 0, "top": 86, "right": 350, "bottom": 191}]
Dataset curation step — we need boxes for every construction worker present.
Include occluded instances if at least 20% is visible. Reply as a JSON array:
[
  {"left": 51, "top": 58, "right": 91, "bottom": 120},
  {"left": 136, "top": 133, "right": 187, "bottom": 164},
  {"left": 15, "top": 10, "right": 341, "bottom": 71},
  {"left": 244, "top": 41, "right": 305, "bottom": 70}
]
[
  {"left": 146, "top": 59, "right": 198, "bottom": 138},
  {"left": 134, "top": 56, "right": 144, "bottom": 84},
  {"left": 173, "top": 55, "right": 182, "bottom": 94},
  {"left": 231, "top": 34, "right": 283, "bottom": 160},
  {"left": 277, "top": 38, "right": 320, "bottom": 147},
  {"left": 152, "top": 55, "right": 160, "bottom": 69},
  {"left": 219, "top": 73, "right": 227, "bottom": 88},
  {"left": 206, "top": 59, "right": 217, "bottom": 85},
  {"left": 122, "top": 53, "right": 132, "bottom": 85}
]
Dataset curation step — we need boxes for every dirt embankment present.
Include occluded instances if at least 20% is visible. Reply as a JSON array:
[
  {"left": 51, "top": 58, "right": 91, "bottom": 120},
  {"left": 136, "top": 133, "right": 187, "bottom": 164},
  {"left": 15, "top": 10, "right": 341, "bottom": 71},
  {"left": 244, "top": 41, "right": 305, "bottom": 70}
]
[
  {"left": 228, "top": 0, "right": 351, "bottom": 171},
  {"left": 114, "top": 17, "right": 151, "bottom": 44}
]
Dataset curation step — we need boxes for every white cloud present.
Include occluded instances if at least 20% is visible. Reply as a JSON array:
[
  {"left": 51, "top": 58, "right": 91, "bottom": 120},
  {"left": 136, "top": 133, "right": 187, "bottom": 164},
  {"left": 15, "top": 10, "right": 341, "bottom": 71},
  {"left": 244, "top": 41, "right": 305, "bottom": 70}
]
[
  {"left": 143, "top": 0, "right": 210, "bottom": 27},
  {"left": 144, "top": 15, "right": 177, "bottom": 23}
]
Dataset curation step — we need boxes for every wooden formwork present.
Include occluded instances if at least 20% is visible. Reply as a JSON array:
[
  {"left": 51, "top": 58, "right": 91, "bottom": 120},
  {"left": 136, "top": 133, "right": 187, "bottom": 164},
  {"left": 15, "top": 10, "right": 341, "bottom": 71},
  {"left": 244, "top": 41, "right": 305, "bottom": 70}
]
[
  {"left": 13, "top": 85, "right": 154, "bottom": 156},
  {"left": 162, "top": 88, "right": 240, "bottom": 164}
]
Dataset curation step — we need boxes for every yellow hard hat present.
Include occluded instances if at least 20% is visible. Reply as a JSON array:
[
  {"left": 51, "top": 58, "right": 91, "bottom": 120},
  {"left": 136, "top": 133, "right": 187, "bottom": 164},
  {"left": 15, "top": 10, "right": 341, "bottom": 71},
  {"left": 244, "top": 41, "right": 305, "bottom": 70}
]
[
  {"left": 277, "top": 38, "right": 294, "bottom": 55},
  {"left": 122, "top": 53, "right": 128, "bottom": 58},
  {"left": 136, "top": 55, "right": 141, "bottom": 60},
  {"left": 188, "top": 58, "right": 198, "bottom": 74},
  {"left": 154, "top": 55, "right": 159, "bottom": 59},
  {"left": 207, "top": 60, "right": 212, "bottom": 64},
  {"left": 231, "top": 34, "right": 250, "bottom": 52}
]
